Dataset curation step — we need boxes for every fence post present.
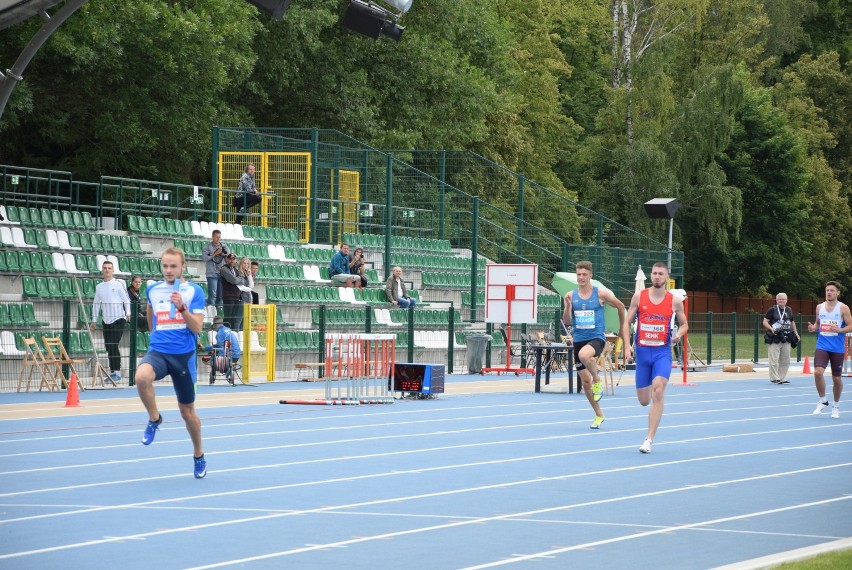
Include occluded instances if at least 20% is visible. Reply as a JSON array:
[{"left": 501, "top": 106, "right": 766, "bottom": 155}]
[
  {"left": 753, "top": 312, "right": 760, "bottom": 363},
  {"left": 447, "top": 303, "right": 454, "bottom": 374},
  {"left": 707, "top": 311, "right": 713, "bottom": 365},
  {"left": 129, "top": 298, "right": 138, "bottom": 385},
  {"left": 407, "top": 306, "right": 415, "bottom": 363},
  {"left": 485, "top": 322, "right": 492, "bottom": 368},
  {"left": 796, "top": 313, "right": 803, "bottom": 362},
  {"left": 731, "top": 311, "right": 737, "bottom": 363}
]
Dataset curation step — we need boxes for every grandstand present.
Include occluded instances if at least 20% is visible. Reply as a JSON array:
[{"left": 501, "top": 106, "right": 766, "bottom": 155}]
[{"left": 0, "top": 130, "right": 679, "bottom": 391}]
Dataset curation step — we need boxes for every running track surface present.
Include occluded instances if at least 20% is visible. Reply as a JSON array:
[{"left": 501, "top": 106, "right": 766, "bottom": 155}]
[{"left": 0, "top": 370, "right": 850, "bottom": 569}]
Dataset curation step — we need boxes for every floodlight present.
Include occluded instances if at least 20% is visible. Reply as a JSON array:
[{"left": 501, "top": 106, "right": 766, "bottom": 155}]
[
  {"left": 244, "top": 0, "right": 292, "bottom": 19},
  {"left": 342, "top": 0, "right": 408, "bottom": 41},
  {"left": 644, "top": 198, "right": 682, "bottom": 272}
]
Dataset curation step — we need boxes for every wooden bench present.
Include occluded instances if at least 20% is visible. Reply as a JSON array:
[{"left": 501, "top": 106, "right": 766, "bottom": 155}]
[{"left": 294, "top": 362, "right": 326, "bottom": 381}]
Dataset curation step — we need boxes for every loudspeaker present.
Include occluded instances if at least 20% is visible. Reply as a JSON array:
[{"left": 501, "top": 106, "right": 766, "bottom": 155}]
[
  {"left": 643, "top": 198, "right": 682, "bottom": 219},
  {"left": 392, "top": 363, "right": 445, "bottom": 394},
  {"left": 245, "top": 0, "right": 292, "bottom": 20}
]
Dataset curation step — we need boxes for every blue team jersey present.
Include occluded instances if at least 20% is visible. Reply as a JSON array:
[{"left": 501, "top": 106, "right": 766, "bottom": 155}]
[
  {"left": 216, "top": 326, "right": 243, "bottom": 359},
  {"left": 815, "top": 302, "right": 847, "bottom": 353},
  {"left": 146, "top": 280, "right": 206, "bottom": 354},
  {"left": 572, "top": 286, "right": 606, "bottom": 342}
]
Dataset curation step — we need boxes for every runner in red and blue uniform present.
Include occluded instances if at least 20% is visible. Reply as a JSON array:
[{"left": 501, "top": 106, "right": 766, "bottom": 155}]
[{"left": 625, "top": 262, "right": 688, "bottom": 454}]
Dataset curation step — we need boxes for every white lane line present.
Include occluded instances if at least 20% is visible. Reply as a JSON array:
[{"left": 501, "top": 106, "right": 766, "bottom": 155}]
[
  {"left": 0, "top": 390, "right": 814, "bottom": 444},
  {"left": 0, "top": 399, "right": 824, "bottom": 459},
  {"left": 457, "top": 496, "right": 852, "bottom": 569},
  {"left": 0, "top": 438, "right": 849, "bottom": 529},
  {"left": 0, "top": 418, "right": 849, "bottom": 489},
  {"left": 1, "top": 461, "right": 848, "bottom": 563}
]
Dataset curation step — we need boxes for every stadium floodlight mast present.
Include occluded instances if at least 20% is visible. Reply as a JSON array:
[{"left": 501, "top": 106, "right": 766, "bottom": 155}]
[
  {"left": 341, "top": 0, "right": 412, "bottom": 41},
  {"left": 643, "top": 198, "right": 682, "bottom": 272}
]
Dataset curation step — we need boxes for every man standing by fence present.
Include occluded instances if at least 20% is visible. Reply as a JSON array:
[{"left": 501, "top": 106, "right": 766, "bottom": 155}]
[
  {"left": 763, "top": 293, "right": 799, "bottom": 385},
  {"left": 808, "top": 281, "right": 852, "bottom": 419},
  {"left": 91, "top": 260, "right": 130, "bottom": 384}
]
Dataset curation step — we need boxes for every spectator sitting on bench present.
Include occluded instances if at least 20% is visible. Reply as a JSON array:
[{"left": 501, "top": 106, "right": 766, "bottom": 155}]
[
  {"left": 328, "top": 243, "right": 359, "bottom": 288},
  {"left": 385, "top": 266, "right": 417, "bottom": 309}
]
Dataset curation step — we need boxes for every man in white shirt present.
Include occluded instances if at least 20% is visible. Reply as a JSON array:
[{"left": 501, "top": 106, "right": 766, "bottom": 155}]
[{"left": 91, "top": 260, "right": 131, "bottom": 383}]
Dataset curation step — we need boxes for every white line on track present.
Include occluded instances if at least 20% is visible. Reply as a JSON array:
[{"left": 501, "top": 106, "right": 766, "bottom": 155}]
[
  {"left": 0, "top": 436, "right": 849, "bottom": 529},
  {"left": 0, "top": 397, "right": 824, "bottom": 457},
  {"left": 0, "top": 410, "right": 845, "bottom": 479}
]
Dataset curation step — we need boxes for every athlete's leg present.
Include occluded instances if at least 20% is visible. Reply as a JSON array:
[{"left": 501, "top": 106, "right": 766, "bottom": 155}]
[
  {"left": 578, "top": 344, "right": 603, "bottom": 417},
  {"left": 179, "top": 402, "right": 204, "bottom": 458},
  {"left": 135, "top": 362, "right": 160, "bottom": 423},
  {"left": 646, "top": 376, "right": 668, "bottom": 441}
]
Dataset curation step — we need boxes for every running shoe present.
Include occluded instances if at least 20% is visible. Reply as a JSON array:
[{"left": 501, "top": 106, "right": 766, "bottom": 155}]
[
  {"left": 778, "top": 379, "right": 790, "bottom": 384},
  {"left": 592, "top": 381, "right": 604, "bottom": 402},
  {"left": 194, "top": 454, "right": 207, "bottom": 479},
  {"left": 590, "top": 416, "right": 605, "bottom": 429},
  {"left": 639, "top": 439, "right": 652, "bottom": 454},
  {"left": 813, "top": 401, "right": 830, "bottom": 415},
  {"left": 141, "top": 415, "right": 162, "bottom": 445},
  {"left": 831, "top": 406, "right": 840, "bottom": 419},
  {"left": 770, "top": 379, "right": 780, "bottom": 384},
  {"left": 109, "top": 372, "right": 121, "bottom": 383}
]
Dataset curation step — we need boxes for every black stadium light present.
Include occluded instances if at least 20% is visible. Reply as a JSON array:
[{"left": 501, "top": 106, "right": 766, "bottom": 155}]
[
  {"left": 245, "top": 0, "right": 293, "bottom": 19},
  {"left": 342, "top": 0, "right": 412, "bottom": 42}
]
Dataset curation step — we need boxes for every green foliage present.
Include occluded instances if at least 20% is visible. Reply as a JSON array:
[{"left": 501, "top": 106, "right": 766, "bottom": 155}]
[{"left": 0, "top": 0, "right": 850, "bottom": 295}]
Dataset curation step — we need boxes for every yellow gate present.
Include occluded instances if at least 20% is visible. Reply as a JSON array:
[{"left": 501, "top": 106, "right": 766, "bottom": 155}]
[
  {"left": 218, "top": 152, "right": 311, "bottom": 239},
  {"left": 329, "top": 169, "right": 361, "bottom": 244}
]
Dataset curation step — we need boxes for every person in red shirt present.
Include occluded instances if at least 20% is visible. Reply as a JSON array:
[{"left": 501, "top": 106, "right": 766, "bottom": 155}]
[{"left": 625, "top": 262, "right": 688, "bottom": 454}]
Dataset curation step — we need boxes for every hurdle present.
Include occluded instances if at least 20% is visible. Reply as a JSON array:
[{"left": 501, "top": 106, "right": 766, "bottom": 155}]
[
  {"left": 280, "top": 333, "right": 396, "bottom": 405},
  {"left": 844, "top": 333, "right": 852, "bottom": 377}
]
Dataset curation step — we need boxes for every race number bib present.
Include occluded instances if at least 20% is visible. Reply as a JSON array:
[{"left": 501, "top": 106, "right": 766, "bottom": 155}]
[
  {"left": 154, "top": 300, "right": 187, "bottom": 331},
  {"left": 637, "top": 323, "right": 666, "bottom": 347},
  {"left": 820, "top": 319, "right": 839, "bottom": 337},
  {"left": 574, "top": 310, "right": 595, "bottom": 330}
]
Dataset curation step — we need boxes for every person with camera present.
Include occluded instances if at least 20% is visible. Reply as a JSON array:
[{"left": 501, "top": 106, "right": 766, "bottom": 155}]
[
  {"left": 348, "top": 246, "right": 368, "bottom": 289},
  {"left": 763, "top": 292, "right": 799, "bottom": 385}
]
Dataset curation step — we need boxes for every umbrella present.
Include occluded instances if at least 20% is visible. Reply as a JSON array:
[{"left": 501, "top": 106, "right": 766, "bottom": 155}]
[
  {"left": 634, "top": 265, "right": 646, "bottom": 296},
  {"left": 551, "top": 272, "right": 622, "bottom": 334}
]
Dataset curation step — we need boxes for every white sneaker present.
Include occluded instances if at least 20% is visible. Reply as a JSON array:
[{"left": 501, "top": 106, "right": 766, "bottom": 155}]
[
  {"left": 813, "top": 401, "right": 830, "bottom": 414},
  {"left": 639, "top": 439, "right": 652, "bottom": 454},
  {"left": 831, "top": 406, "right": 840, "bottom": 419}
]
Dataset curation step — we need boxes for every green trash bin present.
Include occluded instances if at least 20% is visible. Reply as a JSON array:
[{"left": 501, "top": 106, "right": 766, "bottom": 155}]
[{"left": 465, "top": 333, "right": 492, "bottom": 374}]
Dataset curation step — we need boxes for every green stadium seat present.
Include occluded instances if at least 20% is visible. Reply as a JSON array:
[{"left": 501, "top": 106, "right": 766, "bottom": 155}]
[
  {"left": 22, "top": 276, "right": 39, "bottom": 298},
  {"left": 58, "top": 277, "right": 74, "bottom": 298},
  {"left": 40, "top": 252, "right": 55, "bottom": 273},
  {"left": 127, "top": 215, "right": 142, "bottom": 233},
  {"left": 67, "top": 231, "right": 82, "bottom": 250},
  {"left": 46, "top": 277, "right": 61, "bottom": 299},
  {"left": 5, "top": 251, "right": 20, "bottom": 272},
  {"left": 67, "top": 331, "right": 83, "bottom": 355},
  {"left": 81, "top": 277, "right": 96, "bottom": 298},
  {"left": 40, "top": 208, "right": 53, "bottom": 227},
  {"left": 0, "top": 304, "right": 11, "bottom": 327},
  {"left": 81, "top": 211, "right": 96, "bottom": 230},
  {"left": 61, "top": 210, "right": 73, "bottom": 228},
  {"left": 72, "top": 210, "right": 84, "bottom": 229},
  {"left": 21, "top": 302, "right": 49, "bottom": 326},
  {"left": 6, "top": 205, "right": 21, "bottom": 224}
]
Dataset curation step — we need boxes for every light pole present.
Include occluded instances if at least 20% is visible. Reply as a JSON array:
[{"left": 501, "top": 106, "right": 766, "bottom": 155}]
[{"left": 643, "top": 198, "right": 681, "bottom": 272}]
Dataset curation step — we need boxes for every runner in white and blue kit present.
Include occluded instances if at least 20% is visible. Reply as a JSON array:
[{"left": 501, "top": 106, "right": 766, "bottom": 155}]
[
  {"left": 135, "top": 247, "right": 208, "bottom": 478},
  {"left": 807, "top": 280, "right": 852, "bottom": 419}
]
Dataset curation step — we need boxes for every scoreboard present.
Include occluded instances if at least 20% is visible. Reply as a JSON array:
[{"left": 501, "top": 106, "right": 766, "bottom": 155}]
[{"left": 392, "top": 363, "right": 445, "bottom": 395}]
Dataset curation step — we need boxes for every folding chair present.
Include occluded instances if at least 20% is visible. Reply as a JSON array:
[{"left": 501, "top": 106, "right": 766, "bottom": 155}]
[
  {"left": 596, "top": 339, "right": 617, "bottom": 396},
  {"left": 17, "top": 337, "right": 60, "bottom": 392},
  {"left": 42, "top": 337, "right": 85, "bottom": 392}
]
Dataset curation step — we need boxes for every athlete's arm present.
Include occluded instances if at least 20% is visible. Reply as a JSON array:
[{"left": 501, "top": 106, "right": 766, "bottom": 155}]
[
  {"left": 672, "top": 297, "right": 689, "bottom": 342},
  {"left": 807, "top": 304, "right": 821, "bottom": 333},
  {"left": 601, "top": 290, "right": 632, "bottom": 362},
  {"left": 561, "top": 291, "right": 573, "bottom": 325},
  {"left": 838, "top": 303, "right": 852, "bottom": 334}
]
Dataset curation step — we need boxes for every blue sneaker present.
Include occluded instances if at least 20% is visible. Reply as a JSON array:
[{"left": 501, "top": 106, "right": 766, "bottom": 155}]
[
  {"left": 194, "top": 455, "right": 207, "bottom": 479},
  {"left": 109, "top": 372, "right": 121, "bottom": 383},
  {"left": 141, "top": 415, "right": 162, "bottom": 445}
]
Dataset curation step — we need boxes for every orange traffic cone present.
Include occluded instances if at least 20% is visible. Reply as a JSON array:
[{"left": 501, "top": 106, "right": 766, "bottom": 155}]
[
  {"left": 802, "top": 356, "right": 811, "bottom": 375},
  {"left": 64, "top": 373, "right": 80, "bottom": 408}
]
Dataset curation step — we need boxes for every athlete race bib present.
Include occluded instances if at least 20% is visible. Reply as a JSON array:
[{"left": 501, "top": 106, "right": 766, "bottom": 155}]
[
  {"left": 637, "top": 323, "right": 666, "bottom": 347},
  {"left": 820, "top": 319, "right": 839, "bottom": 337},
  {"left": 154, "top": 299, "right": 187, "bottom": 331},
  {"left": 574, "top": 310, "right": 595, "bottom": 330}
]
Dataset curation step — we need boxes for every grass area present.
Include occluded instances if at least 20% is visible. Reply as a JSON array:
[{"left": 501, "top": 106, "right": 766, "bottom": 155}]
[
  {"left": 772, "top": 548, "right": 852, "bottom": 569},
  {"left": 686, "top": 334, "right": 817, "bottom": 365}
]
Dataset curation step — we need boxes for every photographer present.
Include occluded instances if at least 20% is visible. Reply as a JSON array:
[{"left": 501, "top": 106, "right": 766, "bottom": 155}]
[
  {"left": 763, "top": 292, "right": 799, "bottom": 385},
  {"left": 347, "top": 246, "right": 368, "bottom": 289}
]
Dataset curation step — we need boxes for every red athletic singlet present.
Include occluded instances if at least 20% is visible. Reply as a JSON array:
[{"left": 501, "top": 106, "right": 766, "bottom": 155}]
[{"left": 636, "top": 289, "right": 674, "bottom": 347}]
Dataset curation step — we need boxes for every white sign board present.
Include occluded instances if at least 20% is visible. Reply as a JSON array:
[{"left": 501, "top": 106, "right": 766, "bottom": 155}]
[{"left": 484, "top": 264, "right": 538, "bottom": 324}]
